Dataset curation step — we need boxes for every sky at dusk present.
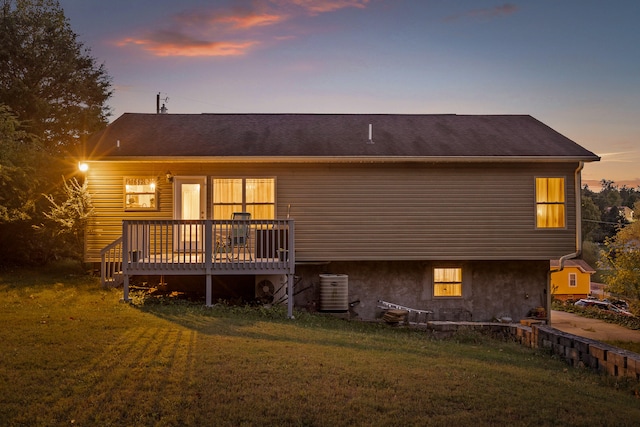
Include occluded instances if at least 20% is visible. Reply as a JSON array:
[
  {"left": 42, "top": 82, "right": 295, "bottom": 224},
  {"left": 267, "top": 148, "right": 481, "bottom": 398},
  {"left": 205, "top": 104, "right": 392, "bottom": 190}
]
[{"left": 58, "top": 0, "right": 640, "bottom": 189}]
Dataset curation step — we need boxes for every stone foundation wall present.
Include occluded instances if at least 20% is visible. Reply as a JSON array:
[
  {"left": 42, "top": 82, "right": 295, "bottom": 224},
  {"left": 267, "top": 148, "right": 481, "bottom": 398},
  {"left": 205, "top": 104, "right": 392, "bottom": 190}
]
[{"left": 293, "top": 260, "right": 549, "bottom": 322}]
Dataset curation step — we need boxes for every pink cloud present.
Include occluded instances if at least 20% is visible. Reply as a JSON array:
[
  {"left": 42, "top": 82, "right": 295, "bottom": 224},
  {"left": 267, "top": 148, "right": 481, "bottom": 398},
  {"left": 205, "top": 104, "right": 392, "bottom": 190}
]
[
  {"left": 281, "top": 0, "right": 370, "bottom": 14},
  {"left": 117, "top": 31, "right": 259, "bottom": 57},
  {"left": 116, "top": 0, "right": 373, "bottom": 57},
  {"left": 445, "top": 3, "right": 518, "bottom": 22},
  {"left": 217, "top": 13, "right": 288, "bottom": 29},
  {"left": 173, "top": 8, "right": 289, "bottom": 30}
]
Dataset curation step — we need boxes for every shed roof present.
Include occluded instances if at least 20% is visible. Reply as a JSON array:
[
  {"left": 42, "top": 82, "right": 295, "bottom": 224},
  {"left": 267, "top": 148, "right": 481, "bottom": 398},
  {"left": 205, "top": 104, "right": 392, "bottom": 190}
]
[
  {"left": 551, "top": 259, "right": 597, "bottom": 273},
  {"left": 85, "top": 113, "right": 600, "bottom": 161}
]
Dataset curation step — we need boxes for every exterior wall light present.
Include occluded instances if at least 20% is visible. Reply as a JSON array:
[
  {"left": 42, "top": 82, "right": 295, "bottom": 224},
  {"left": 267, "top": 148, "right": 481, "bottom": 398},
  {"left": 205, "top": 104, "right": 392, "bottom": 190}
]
[{"left": 78, "top": 162, "right": 89, "bottom": 172}]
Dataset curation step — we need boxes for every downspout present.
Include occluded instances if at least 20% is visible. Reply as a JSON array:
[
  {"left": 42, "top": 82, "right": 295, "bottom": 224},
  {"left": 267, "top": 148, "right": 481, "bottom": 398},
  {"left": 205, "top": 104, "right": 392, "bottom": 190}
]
[{"left": 548, "top": 162, "right": 585, "bottom": 325}]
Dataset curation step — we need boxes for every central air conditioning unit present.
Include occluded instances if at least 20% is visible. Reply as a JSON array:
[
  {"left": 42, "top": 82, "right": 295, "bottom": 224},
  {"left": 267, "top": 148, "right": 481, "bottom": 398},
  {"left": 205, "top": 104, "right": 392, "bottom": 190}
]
[{"left": 255, "top": 274, "right": 287, "bottom": 304}]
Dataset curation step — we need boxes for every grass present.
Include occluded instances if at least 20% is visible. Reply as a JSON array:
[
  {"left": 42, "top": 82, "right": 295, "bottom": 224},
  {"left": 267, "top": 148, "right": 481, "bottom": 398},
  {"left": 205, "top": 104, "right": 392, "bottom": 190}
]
[{"left": 2, "top": 262, "right": 640, "bottom": 426}]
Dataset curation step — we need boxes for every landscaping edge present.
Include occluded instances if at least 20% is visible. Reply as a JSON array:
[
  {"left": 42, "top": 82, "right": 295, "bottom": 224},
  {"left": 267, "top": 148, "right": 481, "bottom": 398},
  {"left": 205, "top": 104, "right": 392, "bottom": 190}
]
[{"left": 426, "top": 321, "right": 640, "bottom": 380}]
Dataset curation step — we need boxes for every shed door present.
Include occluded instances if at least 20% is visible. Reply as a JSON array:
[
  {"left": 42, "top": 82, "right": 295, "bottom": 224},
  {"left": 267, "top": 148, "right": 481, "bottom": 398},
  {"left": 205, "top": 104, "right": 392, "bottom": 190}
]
[{"left": 174, "top": 177, "right": 206, "bottom": 251}]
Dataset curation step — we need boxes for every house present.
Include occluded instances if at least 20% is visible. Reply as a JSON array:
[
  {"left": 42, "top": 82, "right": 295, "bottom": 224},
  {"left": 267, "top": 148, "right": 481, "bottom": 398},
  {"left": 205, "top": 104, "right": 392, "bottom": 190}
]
[
  {"left": 589, "top": 281, "right": 608, "bottom": 300},
  {"left": 79, "top": 113, "right": 600, "bottom": 322},
  {"left": 616, "top": 206, "right": 634, "bottom": 223},
  {"left": 550, "top": 259, "right": 596, "bottom": 301}
]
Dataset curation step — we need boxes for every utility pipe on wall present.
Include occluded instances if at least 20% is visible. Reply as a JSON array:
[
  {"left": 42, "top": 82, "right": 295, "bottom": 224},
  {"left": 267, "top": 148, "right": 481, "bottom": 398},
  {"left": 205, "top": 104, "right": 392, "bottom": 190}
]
[{"left": 547, "top": 161, "right": 585, "bottom": 325}]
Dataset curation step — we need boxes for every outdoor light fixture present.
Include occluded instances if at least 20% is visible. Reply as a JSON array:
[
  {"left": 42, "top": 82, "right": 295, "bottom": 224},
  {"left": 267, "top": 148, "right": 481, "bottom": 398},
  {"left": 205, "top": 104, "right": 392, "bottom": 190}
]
[
  {"left": 165, "top": 171, "right": 174, "bottom": 183},
  {"left": 78, "top": 162, "right": 89, "bottom": 172}
]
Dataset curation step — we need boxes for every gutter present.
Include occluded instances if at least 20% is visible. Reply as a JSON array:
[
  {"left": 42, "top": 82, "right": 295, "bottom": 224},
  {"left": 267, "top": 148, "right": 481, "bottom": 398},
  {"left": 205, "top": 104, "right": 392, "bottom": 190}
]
[
  {"left": 548, "top": 161, "right": 585, "bottom": 324},
  {"left": 83, "top": 155, "right": 599, "bottom": 164}
]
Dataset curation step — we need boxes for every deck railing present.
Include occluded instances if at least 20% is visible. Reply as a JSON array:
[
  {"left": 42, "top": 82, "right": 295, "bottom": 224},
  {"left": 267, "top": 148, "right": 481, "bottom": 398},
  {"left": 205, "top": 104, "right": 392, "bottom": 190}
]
[{"left": 121, "top": 219, "right": 295, "bottom": 276}]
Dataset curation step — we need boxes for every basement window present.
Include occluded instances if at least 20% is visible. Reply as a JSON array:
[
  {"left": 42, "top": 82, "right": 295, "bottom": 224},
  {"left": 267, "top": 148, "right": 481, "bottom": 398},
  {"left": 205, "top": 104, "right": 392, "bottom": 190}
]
[
  {"left": 124, "top": 178, "right": 157, "bottom": 211},
  {"left": 433, "top": 267, "right": 462, "bottom": 297},
  {"left": 535, "top": 177, "right": 565, "bottom": 228}
]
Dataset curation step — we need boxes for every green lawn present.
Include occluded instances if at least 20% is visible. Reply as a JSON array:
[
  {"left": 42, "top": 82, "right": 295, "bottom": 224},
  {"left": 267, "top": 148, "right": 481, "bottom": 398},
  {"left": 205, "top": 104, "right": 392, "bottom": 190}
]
[{"left": 2, "top": 262, "right": 640, "bottom": 426}]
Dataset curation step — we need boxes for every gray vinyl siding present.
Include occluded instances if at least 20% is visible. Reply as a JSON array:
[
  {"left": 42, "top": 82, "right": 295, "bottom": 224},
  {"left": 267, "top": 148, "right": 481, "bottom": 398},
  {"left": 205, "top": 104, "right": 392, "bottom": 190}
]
[
  {"left": 280, "top": 162, "right": 577, "bottom": 261},
  {"left": 84, "top": 161, "right": 579, "bottom": 262}
]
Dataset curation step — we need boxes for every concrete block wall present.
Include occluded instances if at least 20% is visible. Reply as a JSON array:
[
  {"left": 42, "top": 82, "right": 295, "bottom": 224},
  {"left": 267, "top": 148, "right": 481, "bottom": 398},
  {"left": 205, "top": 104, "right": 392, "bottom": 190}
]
[
  {"left": 514, "top": 324, "right": 640, "bottom": 380},
  {"left": 537, "top": 325, "right": 640, "bottom": 379},
  {"left": 427, "top": 321, "right": 640, "bottom": 380}
]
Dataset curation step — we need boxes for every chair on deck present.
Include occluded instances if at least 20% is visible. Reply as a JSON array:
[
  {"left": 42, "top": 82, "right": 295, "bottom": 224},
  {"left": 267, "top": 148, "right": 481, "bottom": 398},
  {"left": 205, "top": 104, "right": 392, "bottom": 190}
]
[{"left": 227, "top": 212, "right": 252, "bottom": 260}]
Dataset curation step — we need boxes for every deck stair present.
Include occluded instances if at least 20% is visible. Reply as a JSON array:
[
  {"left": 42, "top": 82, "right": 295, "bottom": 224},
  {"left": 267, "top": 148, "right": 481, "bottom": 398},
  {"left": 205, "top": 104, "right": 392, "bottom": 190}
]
[{"left": 100, "top": 237, "right": 124, "bottom": 287}]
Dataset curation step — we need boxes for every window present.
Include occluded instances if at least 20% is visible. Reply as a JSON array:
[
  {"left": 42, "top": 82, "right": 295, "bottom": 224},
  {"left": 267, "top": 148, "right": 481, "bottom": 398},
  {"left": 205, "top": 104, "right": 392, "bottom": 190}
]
[
  {"left": 568, "top": 273, "right": 577, "bottom": 287},
  {"left": 124, "top": 178, "right": 157, "bottom": 210},
  {"left": 535, "top": 177, "right": 565, "bottom": 228},
  {"left": 434, "top": 267, "right": 462, "bottom": 297},
  {"left": 212, "top": 178, "right": 275, "bottom": 219}
]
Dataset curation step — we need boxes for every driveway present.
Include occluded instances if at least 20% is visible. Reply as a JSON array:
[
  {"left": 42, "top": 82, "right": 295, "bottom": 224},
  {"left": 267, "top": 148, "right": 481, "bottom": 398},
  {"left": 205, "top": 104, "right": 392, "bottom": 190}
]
[{"left": 550, "top": 310, "right": 640, "bottom": 343}]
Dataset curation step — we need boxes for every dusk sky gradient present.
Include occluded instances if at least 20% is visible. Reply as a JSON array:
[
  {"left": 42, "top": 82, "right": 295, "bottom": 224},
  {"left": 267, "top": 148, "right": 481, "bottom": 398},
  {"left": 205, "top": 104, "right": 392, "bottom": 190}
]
[{"left": 58, "top": 0, "right": 640, "bottom": 188}]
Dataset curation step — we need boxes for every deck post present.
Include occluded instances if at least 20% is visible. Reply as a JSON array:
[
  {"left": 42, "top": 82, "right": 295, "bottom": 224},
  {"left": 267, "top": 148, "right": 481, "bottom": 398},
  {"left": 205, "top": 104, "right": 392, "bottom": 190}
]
[
  {"left": 206, "top": 274, "right": 212, "bottom": 307},
  {"left": 205, "top": 220, "right": 213, "bottom": 306},
  {"left": 287, "top": 273, "right": 294, "bottom": 319},
  {"left": 122, "top": 221, "right": 130, "bottom": 302},
  {"left": 287, "top": 220, "right": 295, "bottom": 319}
]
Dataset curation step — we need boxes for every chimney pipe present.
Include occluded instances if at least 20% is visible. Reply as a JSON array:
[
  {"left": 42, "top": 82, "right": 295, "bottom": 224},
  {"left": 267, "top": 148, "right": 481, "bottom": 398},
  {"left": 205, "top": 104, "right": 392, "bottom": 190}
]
[{"left": 156, "top": 93, "right": 160, "bottom": 114}]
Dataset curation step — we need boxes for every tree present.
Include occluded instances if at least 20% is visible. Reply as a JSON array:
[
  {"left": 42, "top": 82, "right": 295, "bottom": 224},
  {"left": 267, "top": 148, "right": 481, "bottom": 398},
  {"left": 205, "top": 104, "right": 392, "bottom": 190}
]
[
  {"left": 0, "top": 104, "right": 40, "bottom": 222},
  {"left": 34, "top": 177, "right": 93, "bottom": 262},
  {"left": 0, "top": 104, "right": 68, "bottom": 264},
  {"left": 599, "top": 220, "right": 640, "bottom": 315},
  {"left": 634, "top": 200, "right": 640, "bottom": 221},
  {"left": 0, "top": 0, "right": 112, "bottom": 152},
  {"left": 581, "top": 195, "right": 601, "bottom": 242},
  {"left": 581, "top": 181, "right": 640, "bottom": 243},
  {"left": 0, "top": 1, "right": 111, "bottom": 266}
]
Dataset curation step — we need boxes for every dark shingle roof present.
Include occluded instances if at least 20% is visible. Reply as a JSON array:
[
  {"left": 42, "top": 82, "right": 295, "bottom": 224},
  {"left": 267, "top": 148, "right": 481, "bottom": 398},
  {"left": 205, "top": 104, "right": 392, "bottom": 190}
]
[{"left": 85, "top": 113, "right": 600, "bottom": 161}]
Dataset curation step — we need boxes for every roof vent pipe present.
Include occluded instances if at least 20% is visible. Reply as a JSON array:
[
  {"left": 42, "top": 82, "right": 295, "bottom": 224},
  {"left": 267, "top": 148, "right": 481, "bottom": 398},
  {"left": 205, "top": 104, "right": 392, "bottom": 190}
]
[{"left": 367, "top": 123, "right": 374, "bottom": 144}]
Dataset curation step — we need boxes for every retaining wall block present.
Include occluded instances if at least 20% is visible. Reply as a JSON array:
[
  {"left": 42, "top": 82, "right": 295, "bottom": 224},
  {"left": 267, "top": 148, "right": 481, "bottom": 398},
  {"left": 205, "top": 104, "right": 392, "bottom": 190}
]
[
  {"left": 536, "top": 328, "right": 550, "bottom": 342},
  {"left": 565, "top": 347, "right": 580, "bottom": 366},
  {"left": 624, "top": 353, "right": 640, "bottom": 380},
  {"left": 589, "top": 343, "right": 607, "bottom": 362},
  {"left": 525, "top": 331, "right": 533, "bottom": 347},
  {"left": 608, "top": 351, "right": 627, "bottom": 374},
  {"left": 552, "top": 342, "right": 566, "bottom": 357},
  {"left": 558, "top": 334, "right": 574, "bottom": 348},
  {"left": 572, "top": 338, "right": 590, "bottom": 356}
]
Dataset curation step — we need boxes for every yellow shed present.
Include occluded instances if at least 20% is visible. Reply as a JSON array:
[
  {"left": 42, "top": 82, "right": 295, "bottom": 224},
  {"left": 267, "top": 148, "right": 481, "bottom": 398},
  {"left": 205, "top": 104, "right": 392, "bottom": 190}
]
[{"left": 550, "top": 259, "right": 596, "bottom": 301}]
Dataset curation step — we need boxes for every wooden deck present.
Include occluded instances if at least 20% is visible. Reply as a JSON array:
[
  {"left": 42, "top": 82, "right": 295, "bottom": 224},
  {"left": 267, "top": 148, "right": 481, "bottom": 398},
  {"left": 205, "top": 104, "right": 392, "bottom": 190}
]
[{"left": 101, "top": 219, "right": 295, "bottom": 316}]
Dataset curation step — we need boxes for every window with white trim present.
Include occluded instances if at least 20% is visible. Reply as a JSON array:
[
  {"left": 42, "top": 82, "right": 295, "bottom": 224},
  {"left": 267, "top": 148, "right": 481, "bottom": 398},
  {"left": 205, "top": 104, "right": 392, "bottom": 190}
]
[
  {"left": 124, "top": 178, "right": 157, "bottom": 211},
  {"left": 536, "top": 177, "right": 565, "bottom": 228},
  {"left": 568, "top": 273, "right": 577, "bottom": 287},
  {"left": 212, "top": 178, "right": 275, "bottom": 219},
  {"left": 434, "top": 267, "right": 463, "bottom": 297}
]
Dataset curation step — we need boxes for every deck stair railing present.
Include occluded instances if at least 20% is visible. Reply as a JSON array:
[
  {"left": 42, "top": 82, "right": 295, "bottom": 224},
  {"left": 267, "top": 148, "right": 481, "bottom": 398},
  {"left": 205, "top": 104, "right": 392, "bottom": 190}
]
[{"left": 100, "top": 236, "right": 123, "bottom": 287}]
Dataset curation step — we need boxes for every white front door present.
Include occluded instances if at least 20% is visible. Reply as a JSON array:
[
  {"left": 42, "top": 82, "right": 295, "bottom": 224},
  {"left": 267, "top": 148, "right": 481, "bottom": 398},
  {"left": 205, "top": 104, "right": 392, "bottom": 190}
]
[{"left": 174, "top": 177, "right": 206, "bottom": 250}]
